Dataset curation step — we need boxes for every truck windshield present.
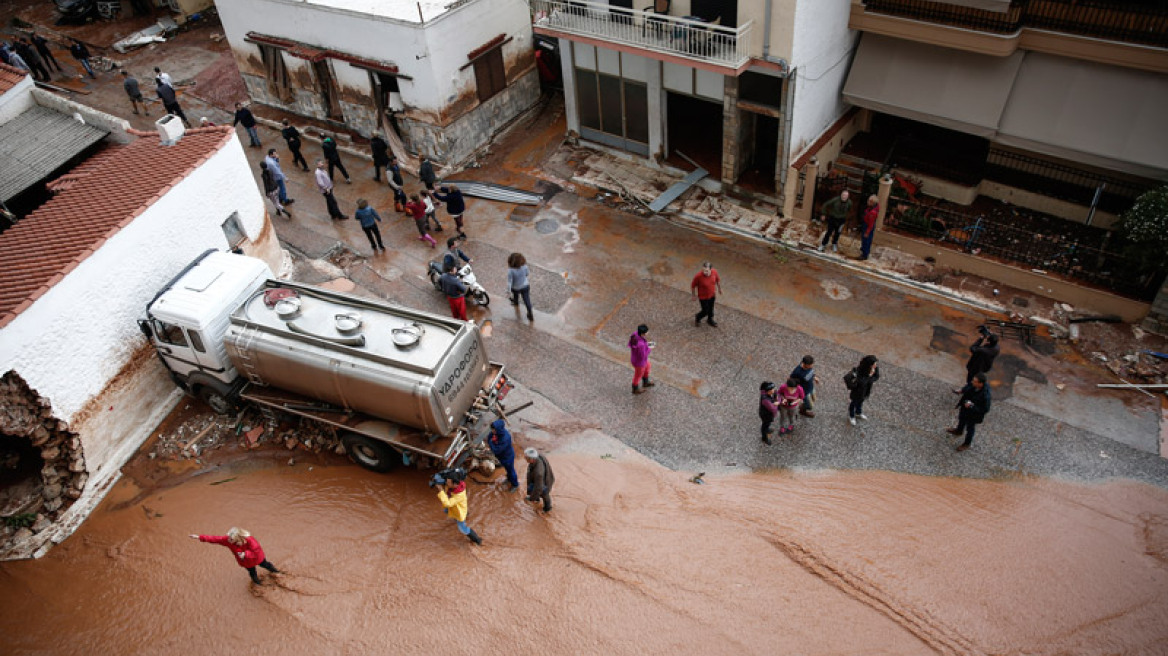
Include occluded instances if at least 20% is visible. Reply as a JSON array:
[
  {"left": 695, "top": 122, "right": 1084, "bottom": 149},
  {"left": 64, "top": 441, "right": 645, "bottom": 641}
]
[{"left": 154, "top": 321, "right": 188, "bottom": 347}]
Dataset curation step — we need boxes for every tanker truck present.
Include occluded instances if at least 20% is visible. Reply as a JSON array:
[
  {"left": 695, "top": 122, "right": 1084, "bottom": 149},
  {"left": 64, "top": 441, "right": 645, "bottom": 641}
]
[{"left": 138, "top": 250, "right": 511, "bottom": 473}]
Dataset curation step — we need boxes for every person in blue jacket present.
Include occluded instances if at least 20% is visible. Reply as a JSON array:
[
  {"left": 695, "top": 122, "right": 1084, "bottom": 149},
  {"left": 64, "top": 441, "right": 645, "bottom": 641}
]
[{"left": 487, "top": 419, "right": 519, "bottom": 492}]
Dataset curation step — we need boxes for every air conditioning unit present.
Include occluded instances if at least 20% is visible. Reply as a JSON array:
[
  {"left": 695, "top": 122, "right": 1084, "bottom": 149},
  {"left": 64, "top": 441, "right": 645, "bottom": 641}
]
[{"left": 156, "top": 113, "right": 185, "bottom": 145}]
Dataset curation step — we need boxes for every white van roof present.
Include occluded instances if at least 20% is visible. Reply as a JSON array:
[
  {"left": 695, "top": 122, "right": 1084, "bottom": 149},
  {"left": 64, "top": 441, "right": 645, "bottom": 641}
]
[{"left": 149, "top": 252, "right": 271, "bottom": 329}]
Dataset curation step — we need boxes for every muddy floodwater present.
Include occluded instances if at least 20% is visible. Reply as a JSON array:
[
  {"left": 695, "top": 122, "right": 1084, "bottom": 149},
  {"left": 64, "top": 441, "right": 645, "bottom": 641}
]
[{"left": 2, "top": 453, "right": 1167, "bottom": 655}]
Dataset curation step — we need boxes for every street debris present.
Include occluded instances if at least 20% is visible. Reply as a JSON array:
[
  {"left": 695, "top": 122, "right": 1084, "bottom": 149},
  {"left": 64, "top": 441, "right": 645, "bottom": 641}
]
[{"left": 113, "top": 17, "right": 179, "bottom": 53}]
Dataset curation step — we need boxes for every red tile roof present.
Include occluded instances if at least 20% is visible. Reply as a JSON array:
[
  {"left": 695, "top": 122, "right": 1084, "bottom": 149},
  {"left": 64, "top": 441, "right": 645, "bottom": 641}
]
[
  {"left": 0, "top": 62, "right": 29, "bottom": 94},
  {"left": 0, "top": 126, "right": 236, "bottom": 329}
]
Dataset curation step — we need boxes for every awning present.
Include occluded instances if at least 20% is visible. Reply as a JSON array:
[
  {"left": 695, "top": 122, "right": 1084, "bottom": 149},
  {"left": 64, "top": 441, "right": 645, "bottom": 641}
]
[
  {"left": 933, "top": 0, "right": 1013, "bottom": 13},
  {"left": 842, "top": 34, "right": 1023, "bottom": 138},
  {"left": 996, "top": 53, "right": 1168, "bottom": 180},
  {"left": 0, "top": 105, "right": 109, "bottom": 203}
]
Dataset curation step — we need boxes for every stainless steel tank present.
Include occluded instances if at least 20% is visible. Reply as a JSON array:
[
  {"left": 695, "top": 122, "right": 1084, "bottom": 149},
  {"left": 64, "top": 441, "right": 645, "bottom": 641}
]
[{"left": 224, "top": 281, "right": 490, "bottom": 436}]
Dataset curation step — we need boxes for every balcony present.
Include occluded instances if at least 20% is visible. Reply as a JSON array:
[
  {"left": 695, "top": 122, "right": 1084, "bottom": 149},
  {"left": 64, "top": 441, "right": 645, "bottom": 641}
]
[
  {"left": 530, "top": 0, "right": 754, "bottom": 71},
  {"left": 859, "top": 0, "right": 1168, "bottom": 48}
]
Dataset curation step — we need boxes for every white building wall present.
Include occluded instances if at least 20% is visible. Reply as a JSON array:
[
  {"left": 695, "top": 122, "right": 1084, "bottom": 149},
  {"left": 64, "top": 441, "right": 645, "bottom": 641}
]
[
  {"left": 216, "top": 0, "right": 529, "bottom": 115},
  {"left": 0, "top": 74, "right": 36, "bottom": 124},
  {"left": 0, "top": 132, "right": 274, "bottom": 487},
  {"left": 787, "top": 0, "right": 856, "bottom": 159}
]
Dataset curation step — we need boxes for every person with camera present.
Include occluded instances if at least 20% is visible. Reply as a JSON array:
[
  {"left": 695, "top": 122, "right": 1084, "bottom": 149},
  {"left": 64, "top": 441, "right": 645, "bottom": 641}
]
[
  {"left": 524, "top": 448, "right": 555, "bottom": 513},
  {"left": 962, "top": 326, "right": 1001, "bottom": 386},
  {"left": 432, "top": 468, "right": 482, "bottom": 545},
  {"left": 949, "top": 373, "right": 992, "bottom": 452}
]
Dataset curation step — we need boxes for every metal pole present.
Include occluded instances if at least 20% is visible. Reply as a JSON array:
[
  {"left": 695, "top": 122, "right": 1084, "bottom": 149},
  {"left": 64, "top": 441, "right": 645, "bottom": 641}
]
[{"left": 1085, "top": 182, "right": 1104, "bottom": 226}]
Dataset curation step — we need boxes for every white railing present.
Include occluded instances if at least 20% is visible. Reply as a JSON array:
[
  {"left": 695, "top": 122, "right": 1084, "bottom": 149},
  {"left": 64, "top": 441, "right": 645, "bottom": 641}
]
[{"left": 530, "top": 0, "right": 753, "bottom": 69}]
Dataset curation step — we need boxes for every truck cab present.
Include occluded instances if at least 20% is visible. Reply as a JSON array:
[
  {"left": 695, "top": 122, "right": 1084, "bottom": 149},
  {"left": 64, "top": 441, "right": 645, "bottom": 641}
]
[{"left": 139, "top": 250, "right": 270, "bottom": 411}]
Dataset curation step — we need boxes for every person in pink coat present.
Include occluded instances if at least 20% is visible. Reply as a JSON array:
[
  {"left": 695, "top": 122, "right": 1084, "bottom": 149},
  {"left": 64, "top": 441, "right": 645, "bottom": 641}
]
[
  {"left": 776, "top": 377, "right": 806, "bottom": 435},
  {"left": 629, "top": 324, "right": 655, "bottom": 395},
  {"left": 190, "top": 527, "right": 280, "bottom": 585}
]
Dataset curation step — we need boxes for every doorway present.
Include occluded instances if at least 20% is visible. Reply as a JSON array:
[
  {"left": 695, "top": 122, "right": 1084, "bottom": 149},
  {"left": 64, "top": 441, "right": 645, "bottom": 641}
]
[
  {"left": 666, "top": 91, "right": 722, "bottom": 173},
  {"left": 314, "top": 60, "right": 344, "bottom": 121},
  {"left": 737, "top": 113, "right": 779, "bottom": 193}
]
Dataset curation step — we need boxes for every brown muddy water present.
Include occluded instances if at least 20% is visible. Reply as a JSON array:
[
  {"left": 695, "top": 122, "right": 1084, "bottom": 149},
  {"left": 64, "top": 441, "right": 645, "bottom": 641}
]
[{"left": 1, "top": 454, "right": 1167, "bottom": 655}]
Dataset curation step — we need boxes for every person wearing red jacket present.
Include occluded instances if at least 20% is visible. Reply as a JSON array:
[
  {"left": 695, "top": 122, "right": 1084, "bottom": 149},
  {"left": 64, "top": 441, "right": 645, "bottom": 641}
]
[
  {"left": 405, "top": 194, "right": 438, "bottom": 248},
  {"left": 190, "top": 527, "right": 280, "bottom": 585},
  {"left": 860, "top": 194, "right": 879, "bottom": 261}
]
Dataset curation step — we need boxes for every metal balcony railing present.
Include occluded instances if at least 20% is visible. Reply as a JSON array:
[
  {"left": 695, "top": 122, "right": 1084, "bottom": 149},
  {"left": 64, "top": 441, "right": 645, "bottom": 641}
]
[
  {"left": 531, "top": 0, "right": 753, "bottom": 69},
  {"left": 861, "top": 0, "right": 1168, "bottom": 48}
]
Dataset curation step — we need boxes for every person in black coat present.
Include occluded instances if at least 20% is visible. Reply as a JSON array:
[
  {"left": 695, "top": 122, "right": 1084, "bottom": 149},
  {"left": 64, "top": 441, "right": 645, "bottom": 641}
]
[
  {"left": 280, "top": 119, "right": 309, "bottom": 171},
  {"left": 370, "top": 134, "right": 390, "bottom": 182},
  {"left": 30, "top": 33, "right": 61, "bottom": 73},
  {"left": 964, "top": 327, "right": 1000, "bottom": 384},
  {"left": 322, "top": 136, "right": 350, "bottom": 184},
  {"left": 949, "top": 373, "right": 991, "bottom": 452},
  {"left": 233, "top": 103, "right": 261, "bottom": 147},
  {"left": 845, "top": 355, "right": 880, "bottom": 426},
  {"left": 419, "top": 155, "right": 436, "bottom": 190}
]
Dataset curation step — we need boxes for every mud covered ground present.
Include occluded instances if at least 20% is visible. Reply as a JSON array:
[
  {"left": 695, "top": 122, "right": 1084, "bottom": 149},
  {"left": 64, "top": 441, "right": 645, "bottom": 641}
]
[{"left": 2, "top": 428, "right": 1167, "bottom": 656}]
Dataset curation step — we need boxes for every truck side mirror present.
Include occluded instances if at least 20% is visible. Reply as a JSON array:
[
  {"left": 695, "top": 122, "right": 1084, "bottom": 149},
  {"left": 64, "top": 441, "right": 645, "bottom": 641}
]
[{"left": 137, "top": 320, "right": 154, "bottom": 339}]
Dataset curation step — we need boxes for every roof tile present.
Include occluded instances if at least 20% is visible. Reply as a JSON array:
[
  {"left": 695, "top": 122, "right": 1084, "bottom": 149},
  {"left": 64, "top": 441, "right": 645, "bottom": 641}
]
[
  {"left": 0, "top": 127, "right": 235, "bottom": 329},
  {"left": 0, "top": 62, "right": 28, "bottom": 94}
]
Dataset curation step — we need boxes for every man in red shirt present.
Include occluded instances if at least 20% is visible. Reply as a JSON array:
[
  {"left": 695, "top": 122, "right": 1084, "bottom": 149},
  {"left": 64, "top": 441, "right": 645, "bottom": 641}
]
[
  {"left": 691, "top": 261, "right": 723, "bottom": 327},
  {"left": 860, "top": 194, "right": 879, "bottom": 261}
]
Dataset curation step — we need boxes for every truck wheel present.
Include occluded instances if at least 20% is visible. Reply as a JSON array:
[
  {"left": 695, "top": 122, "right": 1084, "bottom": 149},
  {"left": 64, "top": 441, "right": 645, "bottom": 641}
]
[
  {"left": 473, "top": 290, "right": 490, "bottom": 307},
  {"left": 341, "top": 433, "right": 398, "bottom": 473},
  {"left": 197, "top": 387, "right": 235, "bottom": 415},
  {"left": 429, "top": 270, "right": 442, "bottom": 291}
]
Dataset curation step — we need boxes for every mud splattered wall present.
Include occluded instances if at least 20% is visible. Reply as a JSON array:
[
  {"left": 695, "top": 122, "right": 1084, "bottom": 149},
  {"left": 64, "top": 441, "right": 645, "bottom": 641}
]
[{"left": 218, "top": 0, "right": 540, "bottom": 164}]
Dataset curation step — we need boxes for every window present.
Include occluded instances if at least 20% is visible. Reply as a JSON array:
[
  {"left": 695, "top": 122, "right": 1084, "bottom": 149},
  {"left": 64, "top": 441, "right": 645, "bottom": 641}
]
[
  {"left": 221, "top": 212, "right": 245, "bottom": 248},
  {"left": 258, "top": 45, "right": 292, "bottom": 102},
  {"left": 188, "top": 330, "right": 206, "bottom": 353},
  {"left": 472, "top": 46, "right": 506, "bottom": 103},
  {"left": 154, "top": 321, "right": 188, "bottom": 347}
]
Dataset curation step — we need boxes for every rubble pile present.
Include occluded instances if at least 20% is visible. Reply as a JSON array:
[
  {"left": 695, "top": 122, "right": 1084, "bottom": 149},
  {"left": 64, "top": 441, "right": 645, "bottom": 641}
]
[
  {"left": 148, "top": 406, "right": 348, "bottom": 462},
  {"left": 0, "top": 372, "right": 87, "bottom": 547},
  {"left": 1065, "top": 317, "right": 1168, "bottom": 386}
]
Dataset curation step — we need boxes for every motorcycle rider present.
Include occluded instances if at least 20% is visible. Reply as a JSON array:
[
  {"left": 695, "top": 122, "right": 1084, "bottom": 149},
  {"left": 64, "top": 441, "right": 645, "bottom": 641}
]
[
  {"left": 442, "top": 236, "right": 471, "bottom": 273},
  {"left": 440, "top": 261, "right": 469, "bottom": 321}
]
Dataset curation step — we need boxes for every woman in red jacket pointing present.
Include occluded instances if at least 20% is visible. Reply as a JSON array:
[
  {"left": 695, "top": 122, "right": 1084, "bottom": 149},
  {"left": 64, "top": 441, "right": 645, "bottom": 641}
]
[{"left": 190, "top": 527, "right": 281, "bottom": 585}]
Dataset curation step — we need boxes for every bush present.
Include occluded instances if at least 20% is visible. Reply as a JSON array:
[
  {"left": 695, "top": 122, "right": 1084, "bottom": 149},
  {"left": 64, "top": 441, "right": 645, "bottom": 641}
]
[{"left": 1119, "top": 184, "right": 1168, "bottom": 269}]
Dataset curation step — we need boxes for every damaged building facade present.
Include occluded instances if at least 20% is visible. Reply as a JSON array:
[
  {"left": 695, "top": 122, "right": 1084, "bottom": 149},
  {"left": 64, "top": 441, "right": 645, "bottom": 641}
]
[
  {"left": 531, "top": 0, "right": 855, "bottom": 212},
  {"left": 216, "top": 0, "right": 542, "bottom": 166},
  {"left": 0, "top": 65, "right": 283, "bottom": 557}
]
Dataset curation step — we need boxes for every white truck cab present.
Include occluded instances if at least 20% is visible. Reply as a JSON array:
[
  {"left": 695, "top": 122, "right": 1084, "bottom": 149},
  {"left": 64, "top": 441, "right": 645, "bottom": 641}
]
[{"left": 140, "top": 250, "right": 271, "bottom": 411}]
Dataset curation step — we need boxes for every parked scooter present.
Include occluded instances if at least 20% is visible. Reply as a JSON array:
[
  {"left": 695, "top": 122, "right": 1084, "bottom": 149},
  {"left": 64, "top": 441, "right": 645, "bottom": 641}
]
[{"left": 428, "top": 261, "right": 491, "bottom": 307}]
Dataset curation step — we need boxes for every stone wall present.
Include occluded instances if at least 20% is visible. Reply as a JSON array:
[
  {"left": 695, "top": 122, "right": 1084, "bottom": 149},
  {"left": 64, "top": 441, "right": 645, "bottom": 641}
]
[
  {"left": 400, "top": 68, "right": 540, "bottom": 166},
  {"left": 721, "top": 76, "right": 740, "bottom": 185},
  {"left": 0, "top": 371, "right": 86, "bottom": 554}
]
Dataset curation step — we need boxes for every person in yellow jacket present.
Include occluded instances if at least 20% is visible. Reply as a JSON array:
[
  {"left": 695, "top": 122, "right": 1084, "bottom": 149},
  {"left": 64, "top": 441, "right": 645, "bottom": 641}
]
[{"left": 436, "top": 473, "right": 483, "bottom": 545}]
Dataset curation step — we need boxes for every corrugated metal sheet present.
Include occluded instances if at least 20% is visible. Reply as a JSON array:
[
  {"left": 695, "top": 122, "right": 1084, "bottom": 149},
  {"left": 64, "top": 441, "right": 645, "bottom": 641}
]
[
  {"left": 0, "top": 105, "right": 110, "bottom": 202},
  {"left": 441, "top": 180, "right": 544, "bottom": 206}
]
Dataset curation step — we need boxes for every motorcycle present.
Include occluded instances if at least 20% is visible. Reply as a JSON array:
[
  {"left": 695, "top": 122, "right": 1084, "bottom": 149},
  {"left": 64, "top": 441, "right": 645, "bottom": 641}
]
[{"left": 428, "top": 261, "right": 490, "bottom": 307}]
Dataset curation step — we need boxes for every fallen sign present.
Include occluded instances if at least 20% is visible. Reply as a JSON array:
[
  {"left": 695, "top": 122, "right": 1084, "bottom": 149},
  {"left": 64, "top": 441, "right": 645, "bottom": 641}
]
[
  {"left": 113, "top": 17, "right": 180, "bottom": 53},
  {"left": 440, "top": 180, "right": 542, "bottom": 206}
]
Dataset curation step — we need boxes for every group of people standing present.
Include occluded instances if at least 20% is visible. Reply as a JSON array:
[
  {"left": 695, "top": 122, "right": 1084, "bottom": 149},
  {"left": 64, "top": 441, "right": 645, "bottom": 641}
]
[
  {"left": 817, "top": 189, "right": 880, "bottom": 261},
  {"left": 1, "top": 34, "right": 65, "bottom": 82}
]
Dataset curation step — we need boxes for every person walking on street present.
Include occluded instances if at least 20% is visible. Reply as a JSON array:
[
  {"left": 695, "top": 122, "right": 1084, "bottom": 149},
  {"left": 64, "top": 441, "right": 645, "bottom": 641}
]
[
  {"left": 263, "top": 149, "right": 293, "bottom": 205},
  {"left": 507, "top": 252, "right": 534, "bottom": 322},
  {"left": 154, "top": 67, "right": 173, "bottom": 87},
  {"left": 370, "top": 134, "right": 390, "bottom": 182},
  {"left": 69, "top": 39, "right": 95, "bottom": 79},
  {"left": 419, "top": 155, "right": 437, "bottom": 190},
  {"left": 260, "top": 161, "right": 289, "bottom": 218},
  {"left": 315, "top": 160, "right": 347, "bottom": 220},
  {"left": 629, "top": 324, "right": 655, "bottom": 394},
  {"left": 949, "top": 373, "right": 991, "bottom": 452},
  {"left": 434, "top": 471, "right": 482, "bottom": 545},
  {"left": 818, "top": 190, "right": 852, "bottom": 253},
  {"left": 121, "top": 71, "right": 148, "bottom": 116},
  {"left": 759, "top": 381, "right": 778, "bottom": 445},
  {"left": 322, "top": 136, "right": 351, "bottom": 184},
  {"left": 691, "top": 261, "right": 722, "bottom": 327},
  {"left": 421, "top": 190, "right": 443, "bottom": 232},
  {"left": 433, "top": 185, "right": 466, "bottom": 237},
  {"left": 789, "top": 355, "right": 818, "bottom": 418},
  {"left": 844, "top": 355, "right": 880, "bottom": 426},
  {"left": 406, "top": 194, "right": 437, "bottom": 247},
  {"left": 233, "top": 103, "right": 261, "bottom": 148},
  {"left": 387, "top": 157, "right": 407, "bottom": 212},
  {"left": 189, "top": 527, "right": 281, "bottom": 585},
  {"left": 777, "top": 377, "right": 805, "bottom": 436},
  {"left": 488, "top": 419, "right": 519, "bottom": 492},
  {"left": 524, "top": 448, "right": 554, "bottom": 513},
  {"left": 155, "top": 80, "right": 191, "bottom": 127},
  {"left": 440, "top": 261, "right": 468, "bottom": 320},
  {"left": 355, "top": 199, "right": 385, "bottom": 253},
  {"left": 960, "top": 326, "right": 1000, "bottom": 387},
  {"left": 15, "top": 39, "right": 49, "bottom": 82},
  {"left": 860, "top": 195, "right": 879, "bottom": 261},
  {"left": 281, "top": 119, "right": 309, "bottom": 171},
  {"left": 30, "top": 33, "right": 61, "bottom": 72}
]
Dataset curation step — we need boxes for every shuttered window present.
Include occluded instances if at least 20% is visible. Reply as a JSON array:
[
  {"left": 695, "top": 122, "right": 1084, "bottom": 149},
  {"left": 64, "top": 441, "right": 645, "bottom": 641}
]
[{"left": 473, "top": 46, "right": 506, "bottom": 103}]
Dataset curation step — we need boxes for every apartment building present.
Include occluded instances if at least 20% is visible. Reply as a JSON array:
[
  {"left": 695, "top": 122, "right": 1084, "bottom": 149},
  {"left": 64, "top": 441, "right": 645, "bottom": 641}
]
[{"left": 531, "top": 0, "right": 857, "bottom": 211}]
